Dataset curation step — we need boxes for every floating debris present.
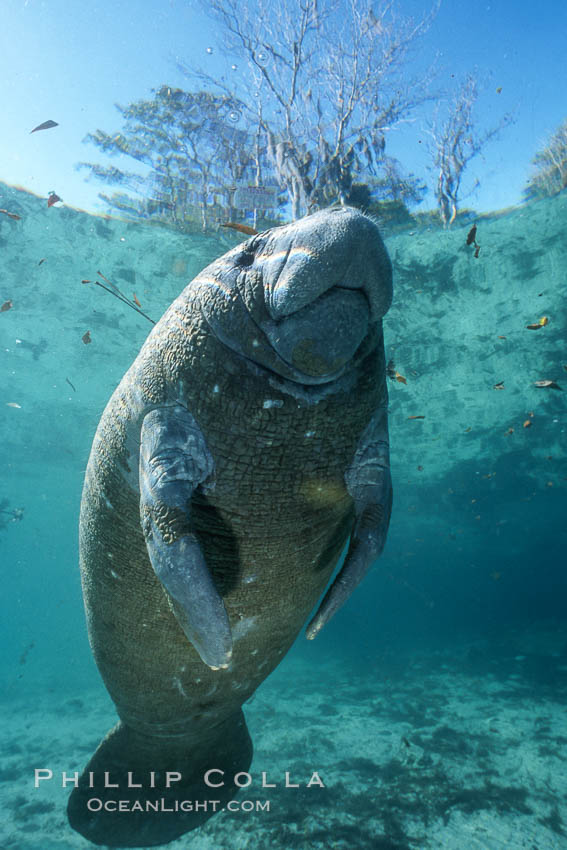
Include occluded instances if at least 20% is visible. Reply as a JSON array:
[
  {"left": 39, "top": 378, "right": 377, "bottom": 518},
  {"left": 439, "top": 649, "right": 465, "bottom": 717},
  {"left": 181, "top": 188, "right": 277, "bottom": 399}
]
[
  {"left": 30, "top": 119, "right": 59, "bottom": 133},
  {"left": 505, "top": 427, "right": 514, "bottom": 435},
  {"left": 133, "top": 293, "right": 142, "bottom": 307},
  {"left": 221, "top": 222, "right": 258, "bottom": 236},
  {"left": 408, "top": 415, "right": 425, "bottom": 420},
  {"left": 47, "top": 192, "right": 62, "bottom": 208},
  {"left": 82, "top": 272, "right": 156, "bottom": 324},
  {"left": 527, "top": 316, "right": 549, "bottom": 330},
  {"left": 493, "top": 381, "right": 505, "bottom": 390},
  {"left": 496, "top": 86, "right": 502, "bottom": 94},
  {"left": 66, "top": 377, "right": 77, "bottom": 392},
  {"left": 523, "top": 419, "right": 532, "bottom": 428},
  {"left": 534, "top": 380, "right": 562, "bottom": 390},
  {"left": 82, "top": 331, "right": 92, "bottom": 345},
  {"left": 1, "top": 300, "right": 12, "bottom": 312},
  {"left": 0, "top": 500, "right": 24, "bottom": 531},
  {"left": 466, "top": 224, "right": 481, "bottom": 256},
  {"left": 386, "top": 359, "right": 407, "bottom": 384},
  {"left": 6, "top": 402, "right": 21, "bottom": 408},
  {"left": 38, "top": 258, "right": 47, "bottom": 266},
  {"left": 19, "top": 641, "right": 35, "bottom": 665},
  {"left": 497, "top": 335, "right": 507, "bottom": 339},
  {"left": 0, "top": 208, "right": 21, "bottom": 221}
]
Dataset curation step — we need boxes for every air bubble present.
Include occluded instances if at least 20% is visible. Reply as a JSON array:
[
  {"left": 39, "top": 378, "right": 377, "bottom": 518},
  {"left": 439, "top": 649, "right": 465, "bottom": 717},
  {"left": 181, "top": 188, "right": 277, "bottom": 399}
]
[
  {"left": 206, "top": 47, "right": 213, "bottom": 54},
  {"left": 228, "top": 109, "right": 241, "bottom": 123},
  {"left": 256, "top": 50, "right": 269, "bottom": 66}
]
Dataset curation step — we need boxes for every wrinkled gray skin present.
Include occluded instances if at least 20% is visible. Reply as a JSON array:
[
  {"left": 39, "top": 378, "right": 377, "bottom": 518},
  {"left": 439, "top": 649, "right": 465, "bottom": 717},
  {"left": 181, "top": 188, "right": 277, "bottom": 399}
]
[{"left": 68, "top": 206, "right": 393, "bottom": 847}]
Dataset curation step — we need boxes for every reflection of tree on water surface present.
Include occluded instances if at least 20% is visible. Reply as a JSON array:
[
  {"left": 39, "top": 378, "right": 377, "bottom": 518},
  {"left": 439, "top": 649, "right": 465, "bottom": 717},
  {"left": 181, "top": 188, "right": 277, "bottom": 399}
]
[{"left": 79, "top": 0, "right": 450, "bottom": 231}]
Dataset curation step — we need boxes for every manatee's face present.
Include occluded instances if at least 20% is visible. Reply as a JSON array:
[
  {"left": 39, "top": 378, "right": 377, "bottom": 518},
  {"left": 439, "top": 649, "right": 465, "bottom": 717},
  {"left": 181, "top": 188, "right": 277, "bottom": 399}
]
[{"left": 200, "top": 206, "right": 393, "bottom": 384}]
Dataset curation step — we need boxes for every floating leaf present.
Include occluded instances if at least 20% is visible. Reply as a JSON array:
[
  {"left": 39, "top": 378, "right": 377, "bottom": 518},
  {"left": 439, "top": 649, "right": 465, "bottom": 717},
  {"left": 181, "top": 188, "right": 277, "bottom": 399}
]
[
  {"left": 30, "top": 119, "right": 59, "bottom": 133},
  {"left": 221, "top": 222, "right": 258, "bottom": 235},
  {"left": 395, "top": 372, "right": 407, "bottom": 384},
  {"left": 1, "top": 300, "right": 12, "bottom": 312},
  {"left": 82, "top": 331, "right": 92, "bottom": 345},
  {"left": 0, "top": 208, "right": 21, "bottom": 220},
  {"left": 523, "top": 419, "right": 532, "bottom": 428}
]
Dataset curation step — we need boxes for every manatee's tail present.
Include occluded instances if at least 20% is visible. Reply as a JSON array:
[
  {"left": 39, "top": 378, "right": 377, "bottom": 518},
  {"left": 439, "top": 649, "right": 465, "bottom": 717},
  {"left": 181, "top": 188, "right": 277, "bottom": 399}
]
[{"left": 67, "top": 710, "right": 252, "bottom": 847}]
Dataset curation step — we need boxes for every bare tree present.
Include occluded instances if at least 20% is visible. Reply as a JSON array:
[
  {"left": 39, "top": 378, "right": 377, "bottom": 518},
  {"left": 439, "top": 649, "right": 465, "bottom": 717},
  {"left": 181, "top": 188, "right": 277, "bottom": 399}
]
[
  {"left": 524, "top": 118, "right": 567, "bottom": 200},
  {"left": 429, "top": 74, "right": 515, "bottom": 226},
  {"left": 184, "top": 0, "right": 439, "bottom": 219}
]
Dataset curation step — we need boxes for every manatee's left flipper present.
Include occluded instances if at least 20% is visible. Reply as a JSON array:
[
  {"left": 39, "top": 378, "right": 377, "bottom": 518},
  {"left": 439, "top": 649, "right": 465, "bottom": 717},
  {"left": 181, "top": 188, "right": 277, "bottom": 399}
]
[
  {"left": 306, "top": 404, "right": 392, "bottom": 639},
  {"left": 139, "top": 405, "right": 232, "bottom": 670}
]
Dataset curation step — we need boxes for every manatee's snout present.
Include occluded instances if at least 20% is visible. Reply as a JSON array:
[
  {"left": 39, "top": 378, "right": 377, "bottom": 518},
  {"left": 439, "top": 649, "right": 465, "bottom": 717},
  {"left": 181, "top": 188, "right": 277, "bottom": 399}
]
[
  {"left": 271, "top": 285, "right": 369, "bottom": 377},
  {"left": 258, "top": 206, "right": 392, "bottom": 378}
]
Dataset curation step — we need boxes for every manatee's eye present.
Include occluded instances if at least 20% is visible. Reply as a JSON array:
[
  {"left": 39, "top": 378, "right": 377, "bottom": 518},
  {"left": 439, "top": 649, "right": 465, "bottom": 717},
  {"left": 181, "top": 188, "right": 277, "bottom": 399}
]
[{"left": 235, "top": 250, "right": 255, "bottom": 268}]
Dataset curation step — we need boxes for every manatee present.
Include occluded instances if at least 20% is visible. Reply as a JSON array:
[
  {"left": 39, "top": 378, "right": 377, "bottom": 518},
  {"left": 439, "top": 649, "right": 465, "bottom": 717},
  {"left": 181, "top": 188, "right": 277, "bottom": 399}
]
[{"left": 68, "top": 206, "right": 393, "bottom": 847}]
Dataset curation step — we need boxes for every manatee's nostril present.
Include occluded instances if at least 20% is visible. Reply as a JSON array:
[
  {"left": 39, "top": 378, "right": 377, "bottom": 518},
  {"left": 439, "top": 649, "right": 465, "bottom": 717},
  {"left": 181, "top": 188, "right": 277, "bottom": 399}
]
[{"left": 236, "top": 252, "right": 255, "bottom": 268}]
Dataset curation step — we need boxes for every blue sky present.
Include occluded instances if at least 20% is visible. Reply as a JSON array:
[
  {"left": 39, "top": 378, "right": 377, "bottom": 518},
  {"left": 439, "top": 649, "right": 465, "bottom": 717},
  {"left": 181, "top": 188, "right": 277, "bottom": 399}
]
[{"left": 1, "top": 0, "right": 565, "bottom": 216}]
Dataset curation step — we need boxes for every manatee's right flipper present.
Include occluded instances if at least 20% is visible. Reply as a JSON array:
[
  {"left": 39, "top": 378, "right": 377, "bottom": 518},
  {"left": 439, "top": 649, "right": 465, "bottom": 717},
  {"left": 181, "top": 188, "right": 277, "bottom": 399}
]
[
  {"left": 139, "top": 405, "right": 232, "bottom": 669},
  {"left": 67, "top": 712, "right": 253, "bottom": 846},
  {"left": 306, "top": 404, "right": 392, "bottom": 639}
]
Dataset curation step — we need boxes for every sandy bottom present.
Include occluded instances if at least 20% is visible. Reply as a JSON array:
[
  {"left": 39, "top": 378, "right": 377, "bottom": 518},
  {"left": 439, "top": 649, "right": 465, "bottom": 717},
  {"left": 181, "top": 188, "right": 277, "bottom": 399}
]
[{"left": 3, "top": 627, "right": 567, "bottom": 850}]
